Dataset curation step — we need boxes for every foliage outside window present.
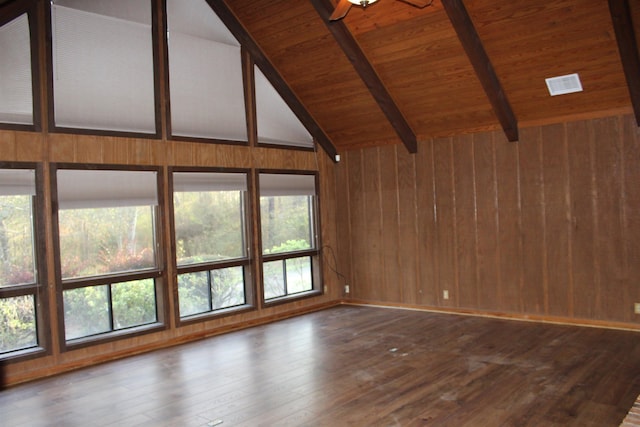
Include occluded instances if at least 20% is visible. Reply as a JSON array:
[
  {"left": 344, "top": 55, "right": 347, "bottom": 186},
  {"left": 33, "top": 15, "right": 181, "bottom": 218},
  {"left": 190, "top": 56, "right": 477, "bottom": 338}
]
[
  {"left": 0, "top": 168, "right": 40, "bottom": 356},
  {"left": 173, "top": 171, "right": 249, "bottom": 318},
  {"left": 56, "top": 168, "right": 161, "bottom": 342},
  {"left": 259, "top": 173, "right": 319, "bottom": 301}
]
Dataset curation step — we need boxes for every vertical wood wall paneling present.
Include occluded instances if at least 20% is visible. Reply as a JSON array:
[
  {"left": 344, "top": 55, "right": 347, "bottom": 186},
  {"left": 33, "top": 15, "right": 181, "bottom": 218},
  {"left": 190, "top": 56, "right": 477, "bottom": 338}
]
[
  {"left": 517, "top": 127, "right": 546, "bottom": 315},
  {"left": 452, "top": 134, "right": 478, "bottom": 309},
  {"left": 566, "top": 120, "right": 598, "bottom": 320},
  {"left": 334, "top": 154, "right": 352, "bottom": 298},
  {"left": 362, "top": 148, "right": 384, "bottom": 301},
  {"left": 396, "top": 144, "right": 419, "bottom": 305},
  {"left": 379, "top": 145, "right": 401, "bottom": 302},
  {"left": 337, "top": 113, "right": 639, "bottom": 327},
  {"left": 622, "top": 115, "right": 640, "bottom": 321},
  {"left": 541, "top": 123, "right": 572, "bottom": 317},
  {"left": 433, "top": 138, "right": 457, "bottom": 307},
  {"left": 494, "top": 131, "right": 522, "bottom": 313},
  {"left": 346, "top": 150, "right": 366, "bottom": 299},
  {"left": 473, "top": 131, "right": 500, "bottom": 311},
  {"left": 415, "top": 139, "right": 438, "bottom": 306},
  {"left": 593, "top": 117, "right": 625, "bottom": 321}
]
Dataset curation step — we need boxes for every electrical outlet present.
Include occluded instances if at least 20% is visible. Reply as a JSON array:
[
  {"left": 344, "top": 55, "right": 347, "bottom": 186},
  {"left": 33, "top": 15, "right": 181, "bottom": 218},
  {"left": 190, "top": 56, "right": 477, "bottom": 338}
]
[
  {"left": 323, "top": 285, "right": 328, "bottom": 293},
  {"left": 345, "top": 285, "right": 350, "bottom": 294},
  {"left": 634, "top": 302, "right": 640, "bottom": 314},
  {"left": 443, "top": 290, "right": 449, "bottom": 300}
]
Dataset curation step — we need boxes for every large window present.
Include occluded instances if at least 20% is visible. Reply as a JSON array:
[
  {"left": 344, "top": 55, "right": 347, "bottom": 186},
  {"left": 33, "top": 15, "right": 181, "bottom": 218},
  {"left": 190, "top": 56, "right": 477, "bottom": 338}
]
[
  {"left": 172, "top": 171, "right": 250, "bottom": 318},
  {"left": 259, "top": 172, "right": 320, "bottom": 301},
  {"left": 0, "top": 166, "right": 44, "bottom": 357},
  {"left": 0, "top": 7, "right": 36, "bottom": 127},
  {"left": 54, "top": 168, "right": 163, "bottom": 343},
  {"left": 50, "top": 0, "right": 157, "bottom": 134},
  {"left": 166, "top": 0, "right": 247, "bottom": 142}
]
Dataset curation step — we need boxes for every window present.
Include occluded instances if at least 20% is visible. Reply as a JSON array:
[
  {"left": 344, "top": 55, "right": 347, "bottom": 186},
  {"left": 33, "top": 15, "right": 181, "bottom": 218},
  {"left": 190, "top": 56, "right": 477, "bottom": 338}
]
[
  {"left": 0, "top": 10, "right": 35, "bottom": 127},
  {"left": 166, "top": 0, "right": 247, "bottom": 142},
  {"left": 0, "top": 166, "right": 45, "bottom": 357},
  {"left": 172, "top": 171, "right": 250, "bottom": 318},
  {"left": 54, "top": 168, "right": 163, "bottom": 343},
  {"left": 259, "top": 173, "right": 320, "bottom": 301},
  {"left": 50, "top": 0, "right": 157, "bottom": 134},
  {"left": 255, "top": 66, "right": 314, "bottom": 149}
]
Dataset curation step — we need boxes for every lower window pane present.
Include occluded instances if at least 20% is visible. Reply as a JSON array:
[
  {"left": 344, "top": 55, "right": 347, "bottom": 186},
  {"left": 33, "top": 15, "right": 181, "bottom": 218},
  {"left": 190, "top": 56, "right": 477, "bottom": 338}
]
[
  {"left": 178, "top": 266, "right": 246, "bottom": 317},
  {"left": 178, "top": 271, "right": 210, "bottom": 317},
  {"left": 211, "top": 266, "right": 245, "bottom": 310},
  {"left": 286, "top": 256, "right": 312, "bottom": 294},
  {"left": 0, "top": 295, "right": 37, "bottom": 353},
  {"left": 263, "top": 260, "right": 285, "bottom": 300},
  {"left": 64, "top": 286, "right": 110, "bottom": 340},
  {"left": 111, "top": 279, "right": 157, "bottom": 330}
]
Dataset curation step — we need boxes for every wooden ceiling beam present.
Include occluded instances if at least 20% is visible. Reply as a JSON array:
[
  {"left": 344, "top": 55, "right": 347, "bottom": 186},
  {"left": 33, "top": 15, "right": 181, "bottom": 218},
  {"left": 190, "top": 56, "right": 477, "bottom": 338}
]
[
  {"left": 608, "top": 0, "right": 640, "bottom": 126},
  {"left": 206, "top": 1, "right": 338, "bottom": 160},
  {"left": 442, "top": 0, "right": 519, "bottom": 142},
  {"left": 310, "top": 0, "right": 418, "bottom": 154}
]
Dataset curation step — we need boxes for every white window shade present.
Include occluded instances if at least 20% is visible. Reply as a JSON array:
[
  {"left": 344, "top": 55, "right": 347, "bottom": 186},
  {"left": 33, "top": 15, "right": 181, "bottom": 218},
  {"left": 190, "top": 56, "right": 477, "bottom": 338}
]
[
  {"left": 0, "top": 169, "right": 35, "bottom": 196},
  {"left": 259, "top": 173, "right": 316, "bottom": 197},
  {"left": 255, "top": 67, "right": 313, "bottom": 148},
  {"left": 168, "top": 33, "right": 247, "bottom": 141},
  {"left": 173, "top": 172, "right": 247, "bottom": 192},
  {"left": 0, "top": 14, "right": 33, "bottom": 125},
  {"left": 57, "top": 170, "right": 158, "bottom": 209},
  {"left": 51, "top": 4, "right": 156, "bottom": 133}
]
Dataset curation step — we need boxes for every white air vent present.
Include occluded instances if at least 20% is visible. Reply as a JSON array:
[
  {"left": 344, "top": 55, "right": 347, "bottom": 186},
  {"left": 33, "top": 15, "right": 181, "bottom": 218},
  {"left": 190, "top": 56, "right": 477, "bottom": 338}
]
[{"left": 545, "top": 73, "right": 583, "bottom": 96}]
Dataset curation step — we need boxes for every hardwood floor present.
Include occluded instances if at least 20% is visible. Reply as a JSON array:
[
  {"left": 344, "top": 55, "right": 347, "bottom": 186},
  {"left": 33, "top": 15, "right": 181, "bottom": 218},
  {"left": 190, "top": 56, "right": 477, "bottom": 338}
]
[{"left": 2, "top": 305, "right": 640, "bottom": 426}]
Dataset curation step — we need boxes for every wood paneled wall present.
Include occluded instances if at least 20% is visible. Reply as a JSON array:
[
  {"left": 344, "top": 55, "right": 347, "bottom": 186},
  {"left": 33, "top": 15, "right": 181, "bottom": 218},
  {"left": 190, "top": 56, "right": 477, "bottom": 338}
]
[
  {"left": 0, "top": 130, "right": 341, "bottom": 385},
  {"left": 336, "top": 114, "right": 640, "bottom": 329}
]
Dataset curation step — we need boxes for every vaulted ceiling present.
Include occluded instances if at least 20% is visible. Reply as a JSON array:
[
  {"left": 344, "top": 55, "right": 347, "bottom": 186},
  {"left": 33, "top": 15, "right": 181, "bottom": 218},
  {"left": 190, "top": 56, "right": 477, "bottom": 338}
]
[{"left": 217, "top": 0, "right": 639, "bottom": 155}]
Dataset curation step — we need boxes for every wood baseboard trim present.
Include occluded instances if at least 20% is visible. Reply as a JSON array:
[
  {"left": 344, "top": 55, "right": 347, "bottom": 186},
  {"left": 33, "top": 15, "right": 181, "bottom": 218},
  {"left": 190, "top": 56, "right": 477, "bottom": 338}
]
[{"left": 342, "top": 299, "right": 640, "bottom": 332}]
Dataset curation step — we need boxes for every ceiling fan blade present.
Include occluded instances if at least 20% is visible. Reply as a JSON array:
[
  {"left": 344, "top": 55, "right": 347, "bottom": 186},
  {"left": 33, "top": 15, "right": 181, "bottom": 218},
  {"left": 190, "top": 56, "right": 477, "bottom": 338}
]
[
  {"left": 397, "top": 0, "right": 434, "bottom": 8},
  {"left": 330, "top": 0, "right": 353, "bottom": 21}
]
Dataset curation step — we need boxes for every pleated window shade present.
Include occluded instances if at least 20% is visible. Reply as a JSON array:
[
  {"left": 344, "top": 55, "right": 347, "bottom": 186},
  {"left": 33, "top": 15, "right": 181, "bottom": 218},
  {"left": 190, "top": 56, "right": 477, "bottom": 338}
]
[
  {"left": 57, "top": 170, "right": 158, "bottom": 209},
  {"left": 51, "top": 2, "right": 156, "bottom": 133},
  {"left": 259, "top": 173, "right": 316, "bottom": 197},
  {"left": 0, "top": 14, "right": 33, "bottom": 125},
  {"left": 0, "top": 169, "right": 35, "bottom": 196},
  {"left": 255, "top": 67, "right": 313, "bottom": 148},
  {"left": 173, "top": 172, "right": 247, "bottom": 192},
  {"left": 167, "top": 0, "right": 247, "bottom": 141}
]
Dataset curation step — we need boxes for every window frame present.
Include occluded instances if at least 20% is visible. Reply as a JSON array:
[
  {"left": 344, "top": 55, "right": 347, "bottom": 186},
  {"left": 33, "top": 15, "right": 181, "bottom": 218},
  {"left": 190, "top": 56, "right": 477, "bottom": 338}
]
[
  {"left": 169, "top": 167, "right": 255, "bottom": 325},
  {"left": 0, "top": 162, "right": 49, "bottom": 362},
  {"left": 51, "top": 164, "right": 168, "bottom": 351},
  {"left": 45, "top": 0, "right": 163, "bottom": 139},
  {"left": 257, "top": 170, "right": 323, "bottom": 306},
  {"left": 0, "top": 0, "right": 42, "bottom": 132}
]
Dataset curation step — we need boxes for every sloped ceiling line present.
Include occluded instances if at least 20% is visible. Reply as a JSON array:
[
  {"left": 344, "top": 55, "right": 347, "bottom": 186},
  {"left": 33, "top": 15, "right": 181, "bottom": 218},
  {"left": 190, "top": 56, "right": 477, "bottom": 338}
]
[
  {"left": 608, "top": 0, "right": 640, "bottom": 126},
  {"left": 208, "top": 1, "right": 338, "bottom": 160},
  {"left": 441, "top": 0, "right": 519, "bottom": 142},
  {"left": 310, "top": 0, "right": 418, "bottom": 154}
]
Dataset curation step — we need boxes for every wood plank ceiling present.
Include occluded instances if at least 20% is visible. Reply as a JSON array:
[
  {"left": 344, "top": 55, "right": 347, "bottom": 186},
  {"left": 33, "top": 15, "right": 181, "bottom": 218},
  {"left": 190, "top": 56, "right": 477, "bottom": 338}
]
[{"left": 225, "top": 0, "right": 638, "bottom": 154}]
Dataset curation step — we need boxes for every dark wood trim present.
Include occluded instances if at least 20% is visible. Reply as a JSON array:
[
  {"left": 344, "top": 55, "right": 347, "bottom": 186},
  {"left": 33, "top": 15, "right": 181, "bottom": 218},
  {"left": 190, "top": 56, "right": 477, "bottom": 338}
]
[
  {"left": 207, "top": 1, "right": 338, "bottom": 161},
  {"left": 242, "top": 47, "right": 258, "bottom": 147},
  {"left": 310, "top": 0, "right": 418, "bottom": 154},
  {"left": 151, "top": 0, "right": 164, "bottom": 140},
  {"left": 442, "top": 0, "right": 519, "bottom": 142},
  {"left": 608, "top": 0, "right": 640, "bottom": 126}
]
